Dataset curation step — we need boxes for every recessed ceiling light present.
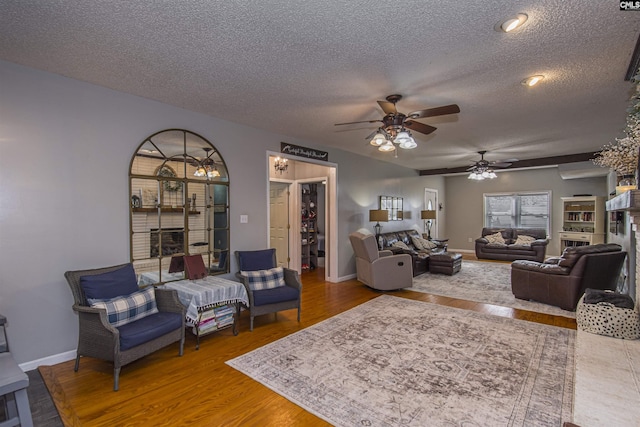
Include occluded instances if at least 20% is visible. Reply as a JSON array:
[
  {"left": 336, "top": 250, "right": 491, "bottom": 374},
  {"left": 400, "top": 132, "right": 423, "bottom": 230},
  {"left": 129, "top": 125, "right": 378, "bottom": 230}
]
[
  {"left": 495, "top": 13, "right": 528, "bottom": 33},
  {"left": 521, "top": 75, "right": 544, "bottom": 87}
]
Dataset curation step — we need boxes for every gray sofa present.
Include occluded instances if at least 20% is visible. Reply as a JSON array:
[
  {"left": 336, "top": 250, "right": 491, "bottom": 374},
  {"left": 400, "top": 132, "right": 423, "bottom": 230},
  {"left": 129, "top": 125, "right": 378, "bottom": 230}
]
[{"left": 475, "top": 227, "right": 548, "bottom": 262}]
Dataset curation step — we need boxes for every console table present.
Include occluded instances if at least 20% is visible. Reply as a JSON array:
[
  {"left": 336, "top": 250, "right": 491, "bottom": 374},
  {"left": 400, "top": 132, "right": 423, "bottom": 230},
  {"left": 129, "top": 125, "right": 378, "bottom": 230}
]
[{"left": 161, "top": 276, "right": 249, "bottom": 349}]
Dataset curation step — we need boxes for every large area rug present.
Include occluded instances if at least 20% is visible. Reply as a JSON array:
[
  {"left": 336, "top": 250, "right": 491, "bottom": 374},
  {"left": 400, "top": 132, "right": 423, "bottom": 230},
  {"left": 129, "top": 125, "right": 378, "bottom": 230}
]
[
  {"left": 410, "top": 260, "right": 576, "bottom": 318},
  {"left": 227, "top": 295, "right": 575, "bottom": 426}
]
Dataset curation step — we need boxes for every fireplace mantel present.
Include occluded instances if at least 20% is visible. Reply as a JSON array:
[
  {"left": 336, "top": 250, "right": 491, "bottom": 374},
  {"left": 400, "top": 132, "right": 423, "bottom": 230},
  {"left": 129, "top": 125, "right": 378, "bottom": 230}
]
[{"left": 605, "top": 190, "right": 640, "bottom": 212}]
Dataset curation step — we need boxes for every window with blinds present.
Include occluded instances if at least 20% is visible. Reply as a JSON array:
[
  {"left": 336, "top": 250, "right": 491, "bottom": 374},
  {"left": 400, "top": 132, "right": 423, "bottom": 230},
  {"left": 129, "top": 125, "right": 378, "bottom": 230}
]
[{"left": 484, "top": 192, "right": 551, "bottom": 234}]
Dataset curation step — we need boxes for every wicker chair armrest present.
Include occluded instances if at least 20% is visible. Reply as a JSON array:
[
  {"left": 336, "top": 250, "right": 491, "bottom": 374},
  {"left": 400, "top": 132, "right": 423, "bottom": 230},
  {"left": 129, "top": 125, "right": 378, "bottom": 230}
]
[
  {"left": 72, "top": 304, "right": 119, "bottom": 335},
  {"left": 154, "top": 288, "right": 187, "bottom": 315},
  {"left": 237, "top": 276, "right": 256, "bottom": 306},
  {"left": 283, "top": 267, "right": 303, "bottom": 291}
]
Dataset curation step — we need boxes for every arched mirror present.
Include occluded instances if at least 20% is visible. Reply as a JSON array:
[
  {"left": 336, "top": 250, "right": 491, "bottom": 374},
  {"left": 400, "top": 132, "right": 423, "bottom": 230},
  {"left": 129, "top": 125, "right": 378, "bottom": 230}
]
[{"left": 129, "top": 129, "right": 230, "bottom": 286}]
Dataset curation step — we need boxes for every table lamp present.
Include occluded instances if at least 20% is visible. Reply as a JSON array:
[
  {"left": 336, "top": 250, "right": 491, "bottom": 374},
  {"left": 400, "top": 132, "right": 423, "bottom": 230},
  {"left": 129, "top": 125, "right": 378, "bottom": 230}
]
[
  {"left": 369, "top": 209, "right": 389, "bottom": 249},
  {"left": 421, "top": 210, "right": 437, "bottom": 240}
]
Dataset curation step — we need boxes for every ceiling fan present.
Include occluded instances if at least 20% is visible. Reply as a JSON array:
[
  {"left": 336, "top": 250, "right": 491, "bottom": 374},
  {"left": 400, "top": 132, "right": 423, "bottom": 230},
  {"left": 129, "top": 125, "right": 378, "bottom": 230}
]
[
  {"left": 467, "top": 150, "right": 517, "bottom": 180},
  {"left": 334, "top": 94, "right": 460, "bottom": 153}
]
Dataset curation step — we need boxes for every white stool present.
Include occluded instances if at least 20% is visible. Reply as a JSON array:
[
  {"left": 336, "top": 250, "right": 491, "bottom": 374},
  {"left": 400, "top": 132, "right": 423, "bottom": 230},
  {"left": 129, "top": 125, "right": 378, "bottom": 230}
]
[{"left": 0, "top": 353, "right": 33, "bottom": 427}]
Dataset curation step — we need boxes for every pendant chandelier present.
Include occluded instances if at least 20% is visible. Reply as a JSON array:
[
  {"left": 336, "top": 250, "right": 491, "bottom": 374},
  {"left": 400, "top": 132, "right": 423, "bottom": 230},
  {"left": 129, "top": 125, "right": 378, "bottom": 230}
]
[
  {"left": 274, "top": 156, "right": 288, "bottom": 174},
  {"left": 194, "top": 147, "right": 220, "bottom": 179}
]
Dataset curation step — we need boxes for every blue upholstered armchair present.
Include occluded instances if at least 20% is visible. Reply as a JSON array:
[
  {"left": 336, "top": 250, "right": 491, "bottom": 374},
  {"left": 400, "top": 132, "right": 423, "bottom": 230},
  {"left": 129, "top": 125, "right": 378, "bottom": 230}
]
[
  {"left": 235, "top": 249, "right": 302, "bottom": 331},
  {"left": 65, "top": 263, "right": 185, "bottom": 391}
]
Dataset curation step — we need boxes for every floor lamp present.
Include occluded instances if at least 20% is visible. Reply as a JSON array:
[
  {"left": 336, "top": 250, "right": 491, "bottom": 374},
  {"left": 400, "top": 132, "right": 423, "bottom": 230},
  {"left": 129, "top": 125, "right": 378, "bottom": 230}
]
[
  {"left": 369, "top": 209, "right": 389, "bottom": 250},
  {"left": 421, "top": 210, "right": 437, "bottom": 240}
]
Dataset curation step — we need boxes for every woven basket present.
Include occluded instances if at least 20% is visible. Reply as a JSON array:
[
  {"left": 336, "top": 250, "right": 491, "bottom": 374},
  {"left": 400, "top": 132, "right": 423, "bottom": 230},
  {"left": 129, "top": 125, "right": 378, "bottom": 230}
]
[{"left": 576, "top": 295, "right": 640, "bottom": 340}]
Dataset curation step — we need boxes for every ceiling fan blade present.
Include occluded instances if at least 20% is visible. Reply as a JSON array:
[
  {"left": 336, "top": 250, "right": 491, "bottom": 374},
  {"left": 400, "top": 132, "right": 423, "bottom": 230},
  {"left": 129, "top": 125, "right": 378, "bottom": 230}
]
[
  {"left": 490, "top": 162, "right": 512, "bottom": 168},
  {"left": 377, "top": 100, "right": 397, "bottom": 115},
  {"left": 408, "top": 104, "right": 460, "bottom": 119},
  {"left": 334, "top": 119, "right": 382, "bottom": 126},
  {"left": 404, "top": 120, "right": 437, "bottom": 135}
]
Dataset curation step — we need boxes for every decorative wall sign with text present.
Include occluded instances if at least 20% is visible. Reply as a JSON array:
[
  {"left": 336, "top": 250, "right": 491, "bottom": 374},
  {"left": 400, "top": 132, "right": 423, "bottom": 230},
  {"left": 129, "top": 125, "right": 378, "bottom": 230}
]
[{"left": 280, "top": 142, "right": 328, "bottom": 161}]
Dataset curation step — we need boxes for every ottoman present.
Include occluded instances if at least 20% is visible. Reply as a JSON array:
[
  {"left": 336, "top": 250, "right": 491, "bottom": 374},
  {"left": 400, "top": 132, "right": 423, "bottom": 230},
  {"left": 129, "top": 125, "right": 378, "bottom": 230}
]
[{"left": 429, "top": 252, "right": 462, "bottom": 275}]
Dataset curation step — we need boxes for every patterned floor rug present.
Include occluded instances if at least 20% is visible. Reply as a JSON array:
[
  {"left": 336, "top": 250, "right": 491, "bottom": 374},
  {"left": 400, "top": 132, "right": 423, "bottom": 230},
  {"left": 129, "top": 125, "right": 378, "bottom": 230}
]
[
  {"left": 410, "top": 260, "right": 576, "bottom": 318},
  {"left": 227, "top": 295, "right": 575, "bottom": 427}
]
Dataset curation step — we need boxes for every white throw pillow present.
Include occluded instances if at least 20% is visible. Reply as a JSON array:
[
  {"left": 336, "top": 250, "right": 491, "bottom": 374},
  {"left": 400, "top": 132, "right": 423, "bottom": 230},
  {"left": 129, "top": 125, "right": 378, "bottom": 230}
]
[
  {"left": 421, "top": 239, "right": 438, "bottom": 250},
  {"left": 410, "top": 236, "right": 425, "bottom": 250},
  {"left": 514, "top": 235, "right": 536, "bottom": 246},
  {"left": 485, "top": 232, "right": 505, "bottom": 245},
  {"left": 392, "top": 241, "right": 410, "bottom": 250}
]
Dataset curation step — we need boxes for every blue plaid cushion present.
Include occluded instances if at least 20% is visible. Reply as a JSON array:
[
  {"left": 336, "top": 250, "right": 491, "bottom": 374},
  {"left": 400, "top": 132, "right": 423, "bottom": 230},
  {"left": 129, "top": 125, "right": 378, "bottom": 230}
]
[
  {"left": 241, "top": 267, "right": 286, "bottom": 291},
  {"left": 88, "top": 287, "right": 159, "bottom": 327}
]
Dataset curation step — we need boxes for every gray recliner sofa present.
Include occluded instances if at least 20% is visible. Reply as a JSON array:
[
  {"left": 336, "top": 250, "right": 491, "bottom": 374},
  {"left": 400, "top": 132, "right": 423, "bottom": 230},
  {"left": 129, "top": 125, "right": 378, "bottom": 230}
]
[{"left": 349, "top": 231, "right": 413, "bottom": 290}]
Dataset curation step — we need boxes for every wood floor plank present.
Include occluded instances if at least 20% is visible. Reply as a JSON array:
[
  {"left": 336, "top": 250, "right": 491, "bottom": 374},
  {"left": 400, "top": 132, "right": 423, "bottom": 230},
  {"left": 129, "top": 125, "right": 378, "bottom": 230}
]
[{"left": 41, "top": 262, "right": 576, "bottom": 426}]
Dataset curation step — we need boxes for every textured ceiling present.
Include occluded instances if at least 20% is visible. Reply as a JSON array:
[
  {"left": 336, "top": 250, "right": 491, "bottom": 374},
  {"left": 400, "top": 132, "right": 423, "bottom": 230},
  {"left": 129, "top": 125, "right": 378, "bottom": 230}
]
[{"left": 1, "top": 1, "right": 639, "bottom": 171}]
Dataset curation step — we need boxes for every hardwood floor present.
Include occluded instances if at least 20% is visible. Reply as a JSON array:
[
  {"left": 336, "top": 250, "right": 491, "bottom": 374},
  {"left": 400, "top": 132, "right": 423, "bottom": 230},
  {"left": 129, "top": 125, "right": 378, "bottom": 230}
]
[{"left": 41, "top": 262, "right": 576, "bottom": 426}]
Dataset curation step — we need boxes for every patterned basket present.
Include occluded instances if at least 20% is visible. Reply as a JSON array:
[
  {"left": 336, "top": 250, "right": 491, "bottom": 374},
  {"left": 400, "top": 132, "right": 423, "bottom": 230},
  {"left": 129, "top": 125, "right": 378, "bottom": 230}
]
[{"left": 576, "top": 294, "right": 640, "bottom": 339}]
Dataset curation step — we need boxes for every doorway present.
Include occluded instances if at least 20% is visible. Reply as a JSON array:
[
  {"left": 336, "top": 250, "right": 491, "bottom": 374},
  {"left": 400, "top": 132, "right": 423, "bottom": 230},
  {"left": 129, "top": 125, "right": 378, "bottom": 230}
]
[
  {"left": 268, "top": 153, "right": 338, "bottom": 282},
  {"left": 269, "top": 182, "right": 290, "bottom": 267},
  {"left": 424, "top": 188, "right": 439, "bottom": 239}
]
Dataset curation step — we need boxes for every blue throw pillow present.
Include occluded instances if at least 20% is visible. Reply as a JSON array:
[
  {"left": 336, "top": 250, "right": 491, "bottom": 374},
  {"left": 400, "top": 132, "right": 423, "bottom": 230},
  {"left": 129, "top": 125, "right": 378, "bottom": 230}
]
[
  {"left": 80, "top": 264, "right": 139, "bottom": 302},
  {"left": 238, "top": 249, "right": 276, "bottom": 271},
  {"left": 88, "top": 287, "right": 158, "bottom": 327}
]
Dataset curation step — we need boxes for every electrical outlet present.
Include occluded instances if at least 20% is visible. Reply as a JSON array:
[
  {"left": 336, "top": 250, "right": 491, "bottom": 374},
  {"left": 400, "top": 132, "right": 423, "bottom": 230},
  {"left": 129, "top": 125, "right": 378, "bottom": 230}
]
[
  {"left": 240, "top": 214, "right": 248, "bottom": 223},
  {"left": 468, "top": 237, "right": 473, "bottom": 243}
]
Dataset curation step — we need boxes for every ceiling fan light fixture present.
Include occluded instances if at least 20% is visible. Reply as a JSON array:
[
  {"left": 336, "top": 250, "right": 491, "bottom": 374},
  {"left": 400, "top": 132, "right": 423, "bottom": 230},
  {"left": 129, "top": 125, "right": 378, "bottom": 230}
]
[
  {"left": 522, "top": 75, "right": 544, "bottom": 87},
  {"left": 398, "top": 136, "right": 417, "bottom": 149},
  {"left": 378, "top": 140, "right": 396, "bottom": 152},
  {"left": 394, "top": 131, "right": 416, "bottom": 148},
  {"left": 498, "top": 13, "right": 528, "bottom": 32},
  {"left": 370, "top": 131, "right": 387, "bottom": 146}
]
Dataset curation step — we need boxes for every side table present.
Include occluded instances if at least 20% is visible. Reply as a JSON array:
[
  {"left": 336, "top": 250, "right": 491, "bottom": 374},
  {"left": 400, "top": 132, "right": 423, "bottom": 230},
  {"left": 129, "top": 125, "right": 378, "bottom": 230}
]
[{"left": 161, "top": 276, "right": 249, "bottom": 349}]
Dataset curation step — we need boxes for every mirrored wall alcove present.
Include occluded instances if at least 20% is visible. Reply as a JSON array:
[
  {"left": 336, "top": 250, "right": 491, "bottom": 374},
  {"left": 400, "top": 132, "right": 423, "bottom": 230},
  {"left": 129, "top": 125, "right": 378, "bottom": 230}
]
[{"left": 129, "top": 129, "right": 230, "bottom": 286}]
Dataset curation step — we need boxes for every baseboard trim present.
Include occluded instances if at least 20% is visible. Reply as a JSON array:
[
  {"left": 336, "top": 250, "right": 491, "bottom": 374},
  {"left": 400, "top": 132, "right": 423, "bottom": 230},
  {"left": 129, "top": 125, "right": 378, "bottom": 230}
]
[
  {"left": 19, "top": 350, "right": 76, "bottom": 372},
  {"left": 338, "top": 273, "right": 357, "bottom": 282}
]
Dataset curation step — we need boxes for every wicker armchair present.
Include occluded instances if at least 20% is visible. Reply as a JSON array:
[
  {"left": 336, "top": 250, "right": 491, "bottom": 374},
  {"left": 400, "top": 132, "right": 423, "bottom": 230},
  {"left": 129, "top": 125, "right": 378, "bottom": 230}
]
[
  {"left": 65, "top": 263, "right": 186, "bottom": 391},
  {"left": 235, "top": 249, "right": 302, "bottom": 331}
]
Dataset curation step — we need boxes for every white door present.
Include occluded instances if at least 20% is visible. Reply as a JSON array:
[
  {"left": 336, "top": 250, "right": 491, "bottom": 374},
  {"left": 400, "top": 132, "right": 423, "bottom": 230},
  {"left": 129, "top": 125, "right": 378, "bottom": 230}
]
[
  {"left": 424, "top": 188, "right": 438, "bottom": 239},
  {"left": 269, "top": 182, "right": 289, "bottom": 267}
]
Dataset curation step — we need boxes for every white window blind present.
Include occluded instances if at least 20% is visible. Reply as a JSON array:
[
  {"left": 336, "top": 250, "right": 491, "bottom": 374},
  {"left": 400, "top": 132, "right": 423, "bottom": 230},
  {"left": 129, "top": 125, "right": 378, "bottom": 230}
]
[{"left": 484, "top": 192, "right": 551, "bottom": 234}]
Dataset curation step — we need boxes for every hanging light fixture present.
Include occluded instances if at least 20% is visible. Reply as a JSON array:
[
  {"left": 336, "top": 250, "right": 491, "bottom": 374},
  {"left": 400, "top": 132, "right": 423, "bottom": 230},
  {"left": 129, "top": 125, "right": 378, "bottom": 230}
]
[
  {"left": 194, "top": 147, "right": 221, "bottom": 179},
  {"left": 468, "top": 167, "right": 497, "bottom": 180},
  {"left": 274, "top": 156, "right": 289, "bottom": 174},
  {"left": 396, "top": 130, "right": 417, "bottom": 149},
  {"left": 370, "top": 131, "right": 387, "bottom": 146},
  {"left": 378, "top": 140, "right": 396, "bottom": 152}
]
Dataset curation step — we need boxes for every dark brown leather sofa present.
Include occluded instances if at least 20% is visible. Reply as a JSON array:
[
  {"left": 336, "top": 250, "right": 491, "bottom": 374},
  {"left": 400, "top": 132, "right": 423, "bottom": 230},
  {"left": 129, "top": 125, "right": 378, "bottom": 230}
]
[
  {"left": 378, "top": 229, "right": 446, "bottom": 276},
  {"left": 511, "top": 243, "right": 626, "bottom": 311},
  {"left": 475, "top": 227, "right": 548, "bottom": 262}
]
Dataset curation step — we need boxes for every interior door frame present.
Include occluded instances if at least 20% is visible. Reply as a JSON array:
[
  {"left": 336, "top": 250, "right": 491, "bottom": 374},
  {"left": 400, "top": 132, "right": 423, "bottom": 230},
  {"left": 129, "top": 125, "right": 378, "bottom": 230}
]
[
  {"left": 424, "top": 188, "right": 439, "bottom": 239},
  {"left": 267, "top": 151, "right": 338, "bottom": 282}
]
